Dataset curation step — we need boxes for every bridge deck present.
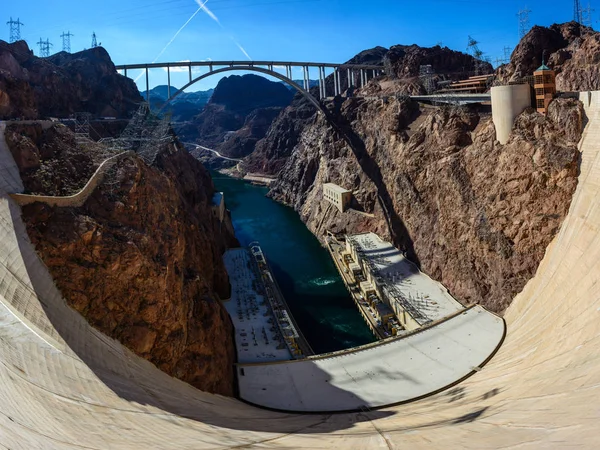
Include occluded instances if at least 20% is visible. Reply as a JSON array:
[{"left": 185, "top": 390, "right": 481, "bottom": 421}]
[{"left": 115, "top": 60, "right": 384, "bottom": 71}]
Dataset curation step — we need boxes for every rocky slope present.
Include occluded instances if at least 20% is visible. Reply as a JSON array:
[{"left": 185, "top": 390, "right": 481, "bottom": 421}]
[
  {"left": 177, "top": 74, "right": 294, "bottom": 163},
  {"left": 148, "top": 85, "right": 214, "bottom": 122},
  {"left": 9, "top": 123, "right": 238, "bottom": 395},
  {"left": 244, "top": 44, "right": 491, "bottom": 175},
  {"left": 498, "top": 21, "right": 600, "bottom": 91},
  {"left": 269, "top": 90, "right": 582, "bottom": 314},
  {"left": 0, "top": 40, "right": 141, "bottom": 119}
]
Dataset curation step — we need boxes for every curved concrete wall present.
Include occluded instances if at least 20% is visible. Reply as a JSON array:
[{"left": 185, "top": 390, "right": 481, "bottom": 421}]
[
  {"left": 9, "top": 151, "right": 132, "bottom": 208},
  {"left": 491, "top": 84, "right": 531, "bottom": 144},
  {"left": 0, "top": 92, "right": 599, "bottom": 448}
]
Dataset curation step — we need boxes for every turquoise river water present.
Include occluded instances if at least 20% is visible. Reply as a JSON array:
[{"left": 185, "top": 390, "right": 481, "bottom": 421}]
[{"left": 212, "top": 173, "right": 375, "bottom": 354}]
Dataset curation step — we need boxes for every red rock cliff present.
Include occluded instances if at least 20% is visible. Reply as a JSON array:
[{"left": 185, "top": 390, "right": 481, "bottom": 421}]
[{"left": 10, "top": 124, "right": 238, "bottom": 395}]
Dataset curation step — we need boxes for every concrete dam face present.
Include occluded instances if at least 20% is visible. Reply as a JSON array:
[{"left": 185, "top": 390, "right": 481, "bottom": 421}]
[{"left": 1, "top": 91, "right": 600, "bottom": 448}]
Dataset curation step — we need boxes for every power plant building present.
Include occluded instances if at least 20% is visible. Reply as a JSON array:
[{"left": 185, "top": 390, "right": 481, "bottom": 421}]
[
  {"left": 323, "top": 183, "right": 352, "bottom": 212},
  {"left": 344, "top": 233, "right": 464, "bottom": 331}
]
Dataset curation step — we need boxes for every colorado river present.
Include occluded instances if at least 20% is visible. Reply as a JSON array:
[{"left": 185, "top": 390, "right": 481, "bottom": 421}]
[{"left": 212, "top": 173, "right": 375, "bottom": 353}]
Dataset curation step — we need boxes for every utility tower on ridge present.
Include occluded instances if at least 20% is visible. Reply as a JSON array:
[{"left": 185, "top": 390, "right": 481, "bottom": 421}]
[
  {"left": 37, "top": 38, "right": 52, "bottom": 57},
  {"left": 574, "top": 0, "right": 583, "bottom": 23},
  {"left": 61, "top": 31, "right": 74, "bottom": 53},
  {"left": 582, "top": 2, "right": 595, "bottom": 27},
  {"left": 517, "top": 8, "right": 531, "bottom": 39},
  {"left": 467, "top": 36, "right": 485, "bottom": 75},
  {"left": 91, "top": 32, "right": 98, "bottom": 48},
  {"left": 6, "top": 17, "right": 24, "bottom": 43}
]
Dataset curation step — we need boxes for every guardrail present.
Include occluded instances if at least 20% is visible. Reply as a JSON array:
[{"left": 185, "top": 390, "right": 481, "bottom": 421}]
[{"left": 10, "top": 151, "right": 133, "bottom": 208}]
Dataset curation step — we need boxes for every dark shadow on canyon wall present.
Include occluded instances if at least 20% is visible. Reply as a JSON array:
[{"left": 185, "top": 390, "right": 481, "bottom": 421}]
[{"left": 322, "top": 101, "right": 421, "bottom": 268}]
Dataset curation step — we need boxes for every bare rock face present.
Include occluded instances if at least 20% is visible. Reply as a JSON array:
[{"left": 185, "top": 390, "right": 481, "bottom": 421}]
[
  {"left": 270, "top": 96, "right": 582, "bottom": 313},
  {"left": 497, "top": 22, "right": 600, "bottom": 91},
  {"left": 0, "top": 40, "right": 142, "bottom": 119},
  {"left": 12, "top": 126, "right": 238, "bottom": 395}
]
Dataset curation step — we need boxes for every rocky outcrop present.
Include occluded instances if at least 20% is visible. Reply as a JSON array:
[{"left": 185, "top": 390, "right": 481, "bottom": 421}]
[
  {"left": 0, "top": 40, "right": 142, "bottom": 119},
  {"left": 177, "top": 74, "right": 294, "bottom": 161},
  {"left": 10, "top": 124, "right": 238, "bottom": 395},
  {"left": 270, "top": 94, "right": 582, "bottom": 314},
  {"left": 497, "top": 21, "right": 600, "bottom": 91}
]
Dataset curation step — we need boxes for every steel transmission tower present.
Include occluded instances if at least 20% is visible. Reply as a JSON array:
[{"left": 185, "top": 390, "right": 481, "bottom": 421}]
[
  {"left": 517, "top": 8, "right": 531, "bottom": 39},
  {"left": 467, "top": 36, "right": 485, "bottom": 75},
  {"left": 574, "top": 0, "right": 583, "bottom": 23},
  {"left": 61, "top": 31, "right": 74, "bottom": 52},
  {"left": 582, "top": 2, "right": 595, "bottom": 27},
  {"left": 37, "top": 38, "right": 52, "bottom": 57},
  {"left": 91, "top": 32, "right": 98, "bottom": 48},
  {"left": 6, "top": 17, "right": 24, "bottom": 43}
]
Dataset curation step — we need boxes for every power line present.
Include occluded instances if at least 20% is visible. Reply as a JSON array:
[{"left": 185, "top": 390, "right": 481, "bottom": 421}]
[
  {"left": 467, "top": 35, "right": 485, "bottom": 75},
  {"left": 37, "top": 38, "right": 52, "bottom": 57},
  {"left": 582, "top": 2, "right": 595, "bottom": 27},
  {"left": 6, "top": 17, "right": 24, "bottom": 43},
  {"left": 61, "top": 31, "right": 74, "bottom": 53},
  {"left": 517, "top": 7, "right": 531, "bottom": 39},
  {"left": 574, "top": 0, "right": 583, "bottom": 23}
]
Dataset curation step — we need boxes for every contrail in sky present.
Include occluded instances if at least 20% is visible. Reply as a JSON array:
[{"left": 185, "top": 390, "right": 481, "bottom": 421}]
[
  {"left": 194, "top": 0, "right": 252, "bottom": 60},
  {"left": 232, "top": 38, "right": 252, "bottom": 60},
  {"left": 134, "top": 1, "right": 206, "bottom": 81},
  {"left": 194, "top": 0, "right": 221, "bottom": 25}
]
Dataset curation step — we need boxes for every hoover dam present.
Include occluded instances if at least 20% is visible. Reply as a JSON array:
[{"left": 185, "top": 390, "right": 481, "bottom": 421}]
[{"left": 0, "top": 87, "right": 598, "bottom": 447}]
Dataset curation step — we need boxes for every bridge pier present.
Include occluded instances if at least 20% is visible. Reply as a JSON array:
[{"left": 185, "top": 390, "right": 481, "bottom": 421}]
[
  {"left": 347, "top": 68, "right": 351, "bottom": 92},
  {"left": 302, "top": 66, "right": 307, "bottom": 91},
  {"left": 188, "top": 65, "right": 192, "bottom": 83},
  {"left": 167, "top": 67, "right": 171, "bottom": 100},
  {"left": 318, "top": 66, "right": 325, "bottom": 99},
  {"left": 145, "top": 67, "right": 149, "bottom": 103},
  {"left": 333, "top": 69, "right": 338, "bottom": 96}
]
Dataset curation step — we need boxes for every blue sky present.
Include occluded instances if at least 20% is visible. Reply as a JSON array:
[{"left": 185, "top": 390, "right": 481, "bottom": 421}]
[{"left": 4, "top": 0, "right": 591, "bottom": 91}]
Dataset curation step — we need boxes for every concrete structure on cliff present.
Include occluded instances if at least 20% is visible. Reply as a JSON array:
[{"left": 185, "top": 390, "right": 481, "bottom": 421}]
[
  {"left": 490, "top": 83, "right": 532, "bottom": 144},
  {"left": 0, "top": 90, "right": 600, "bottom": 447},
  {"left": 323, "top": 182, "right": 352, "bottom": 212}
]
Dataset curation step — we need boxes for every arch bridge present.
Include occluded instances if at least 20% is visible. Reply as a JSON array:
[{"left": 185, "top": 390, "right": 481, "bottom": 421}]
[{"left": 115, "top": 60, "right": 385, "bottom": 108}]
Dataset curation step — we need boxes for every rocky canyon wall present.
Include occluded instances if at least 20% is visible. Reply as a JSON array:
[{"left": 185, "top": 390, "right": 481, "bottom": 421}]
[
  {"left": 8, "top": 124, "right": 238, "bottom": 395},
  {"left": 270, "top": 94, "right": 583, "bottom": 313}
]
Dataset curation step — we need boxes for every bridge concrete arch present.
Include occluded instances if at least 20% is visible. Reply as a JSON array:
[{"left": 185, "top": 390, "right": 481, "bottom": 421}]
[{"left": 163, "top": 65, "right": 326, "bottom": 114}]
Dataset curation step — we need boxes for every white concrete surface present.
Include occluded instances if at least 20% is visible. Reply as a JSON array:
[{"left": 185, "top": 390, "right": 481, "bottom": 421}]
[
  {"left": 0, "top": 91, "right": 599, "bottom": 448},
  {"left": 223, "top": 249, "right": 292, "bottom": 363},
  {"left": 491, "top": 84, "right": 532, "bottom": 144},
  {"left": 0, "top": 122, "right": 24, "bottom": 193},
  {"left": 238, "top": 306, "right": 504, "bottom": 412}
]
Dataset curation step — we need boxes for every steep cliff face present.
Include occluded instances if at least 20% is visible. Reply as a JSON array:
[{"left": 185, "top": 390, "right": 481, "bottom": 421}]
[
  {"left": 498, "top": 22, "right": 600, "bottom": 91},
  {"left": 0, "top": 40, "right": 142, "bottom": 119},
  {"left": 244, "top": 44, "right": 491, "bottom": 175},
  {"left": 10, "top": 125, "right": 238, "bottom": 395},
  {"left": 270, "top": 94, "right": 582, "bottom": 313}
]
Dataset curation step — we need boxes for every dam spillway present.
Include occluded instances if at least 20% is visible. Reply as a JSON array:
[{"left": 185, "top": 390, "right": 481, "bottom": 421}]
[{"left": 0, "top": 90, "right": 599, "bottom": 448}]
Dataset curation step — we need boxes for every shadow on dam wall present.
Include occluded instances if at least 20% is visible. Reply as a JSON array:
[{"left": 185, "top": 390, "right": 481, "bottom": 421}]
[{"left": 8, "top": 199, "right": 395, "bottom": 433}]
